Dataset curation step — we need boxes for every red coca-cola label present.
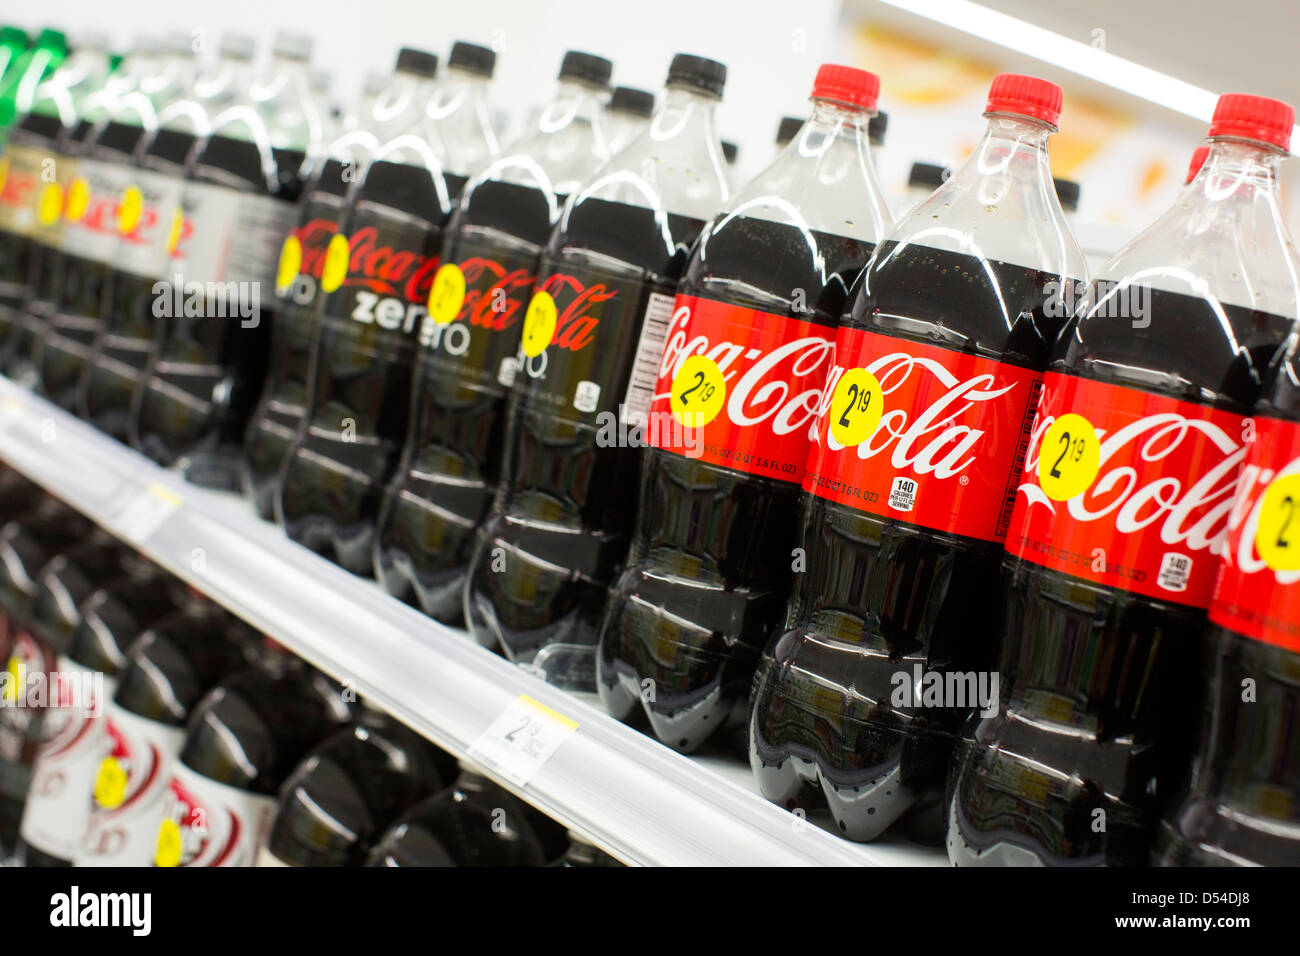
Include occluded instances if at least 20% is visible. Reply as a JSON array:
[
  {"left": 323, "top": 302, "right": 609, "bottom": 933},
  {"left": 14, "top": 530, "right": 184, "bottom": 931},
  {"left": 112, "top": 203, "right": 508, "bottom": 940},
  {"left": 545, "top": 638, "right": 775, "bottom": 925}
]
[
  {"left": 1006, "top": 372, "right": 1248, "bottom": 607},
  {"left": 649, "top": 294, "right": 835, "bottom": 482},
  {"left": 803, "top": 328, "right": 1042, "bottom": 542},
  {"left": 1209, "top": 415, "right": 1300, "bottom": 650},
  {"left": 342, "top": 223, "right": 441, "bottom": 304},
  {"left": 296, "top": 217, "right": 339, "bottom": 280}
]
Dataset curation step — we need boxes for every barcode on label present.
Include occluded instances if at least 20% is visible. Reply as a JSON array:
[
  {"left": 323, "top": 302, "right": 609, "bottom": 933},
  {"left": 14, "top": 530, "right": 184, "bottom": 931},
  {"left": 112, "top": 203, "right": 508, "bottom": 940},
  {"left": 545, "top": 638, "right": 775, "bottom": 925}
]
[{"left": 621, "top": 291, "right": 677, "bottom": 426}]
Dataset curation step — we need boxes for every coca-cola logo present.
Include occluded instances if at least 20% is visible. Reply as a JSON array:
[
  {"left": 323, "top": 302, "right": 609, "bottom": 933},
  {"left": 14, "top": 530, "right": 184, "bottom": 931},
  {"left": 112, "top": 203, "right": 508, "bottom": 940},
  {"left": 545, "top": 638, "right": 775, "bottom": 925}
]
[
  {"left": 1018, "top": 410, "right": 1245, "bottom": 558},
  {"left": 342, "top": 226, "right": 440, "bottom": 303},
  {"left": 1224, "top": 456, "right": 1300, "bottom": 583},
  {"left": 0, "top": 167, "right": 36, "bottom": 209},
  {"left": 296, "top": 218, "right": 340, "bottom": 279},
  {"left": 535, "top": 272, "right": 619, "bottom": 352},
  {"left": 822, "top": 352, "right": 1021, "bottom": 480},
  {"left": 457, "top": 257, "right": 534, "bottom": 331},
  {"left": 658, "top": 302, "right": 834, "bottom": 440}
]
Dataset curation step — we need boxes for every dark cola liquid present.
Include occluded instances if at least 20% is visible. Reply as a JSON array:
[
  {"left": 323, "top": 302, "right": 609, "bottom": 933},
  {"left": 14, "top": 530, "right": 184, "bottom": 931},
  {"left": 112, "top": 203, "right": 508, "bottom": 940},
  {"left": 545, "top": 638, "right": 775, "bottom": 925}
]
[
  {"left": 278, "top": 160, "right": 461, "bottom": 574},
  {"left": 750, "top": 242, "right": 1063, "bottom": 844},
  {"left": 375, "top": 178, "right": 552, "bottom": 623},
  {"left": 265, "top": 713, "right": 445, "bottom": 866},
  {"left": 36, "top": 120, "right": 148, "bottom": 410},
  {"left": 365, "top": 769, "right": 565, "bottom": 867},
  {"left": 4, "top": 118, "right": 91, "bottom": 382},
  {"left": 464, "top": 197, "right": 703, "bottom": 687},
  {"left": 133, "top": 137, "right": 304, "bottom": 490},
  {"left": 243, "top": 159, "right": 353, "bottom": 521},
  {"left": 597, "top": 216, "right": 872, "bottom": 753},
  {"left": 0, "top": 112, "right": 63, "bottom": 362},
  {"left": 81, "top": 127, "right": 195, "bottom": 440},
  {"left": 948, "top": 286, "right": 1291, "bottom": 866}
]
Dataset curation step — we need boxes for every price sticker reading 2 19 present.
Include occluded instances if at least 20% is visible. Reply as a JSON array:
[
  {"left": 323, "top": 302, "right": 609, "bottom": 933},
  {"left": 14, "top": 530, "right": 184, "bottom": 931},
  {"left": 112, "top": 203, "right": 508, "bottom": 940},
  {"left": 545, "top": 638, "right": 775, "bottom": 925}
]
[
  {"left": 829, "top": 368, "right": 883, "bottom": 446},
  {"left": 1037, "top": 412, "right": 1101, "bottom": 501}
]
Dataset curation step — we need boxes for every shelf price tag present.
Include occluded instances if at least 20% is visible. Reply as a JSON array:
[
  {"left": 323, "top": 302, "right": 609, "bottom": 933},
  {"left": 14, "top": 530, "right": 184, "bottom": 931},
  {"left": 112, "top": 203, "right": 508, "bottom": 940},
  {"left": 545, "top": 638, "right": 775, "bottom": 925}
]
[
  {"left": 468, "top": 695, "right": 578, "bottom": 787},
  {"left": 109, "top": 482, "right": 183, "bottom": 545}
]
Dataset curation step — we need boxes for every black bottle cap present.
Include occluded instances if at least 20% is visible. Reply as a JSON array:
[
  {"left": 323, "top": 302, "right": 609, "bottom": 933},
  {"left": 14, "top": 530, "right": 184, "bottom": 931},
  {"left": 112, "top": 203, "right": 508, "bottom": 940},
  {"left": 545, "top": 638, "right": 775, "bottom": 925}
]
[
  {"left": 396, "top": 47, "right": 438, "bottom": 79},
  {"left": 722, "top": 140, "right": 738, "bottom": 164},
  {"left": 448, "top": 41, "right": 496, "bottom": 78},
  {"left": 609, "top": 86, "right": 654, "bottom": 117},
  {"left": 776, "top": 115, "right": 803, "bottom": 146},
  {"left": 908, "top": 161, "right": 951, "bottom": 189},
  {"left": 666, "top": 53, "right": 726, "bottom": 99},
  {"left": 559, "top": 50, "right": 612, "bottom": 89},
  {"left": 1054, "top": 176, "right": 1081, "bottom": 212},
  {"left": 869, "top": 110, "right": 888, "bottom": 146}
]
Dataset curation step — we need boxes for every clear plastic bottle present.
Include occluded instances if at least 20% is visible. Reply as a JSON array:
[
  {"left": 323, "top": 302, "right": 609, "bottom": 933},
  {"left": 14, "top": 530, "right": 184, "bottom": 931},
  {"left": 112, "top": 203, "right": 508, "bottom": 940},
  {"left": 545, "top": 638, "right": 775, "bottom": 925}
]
[
  {"left": 463, "top": 53, "right": 729, "bottom": 690},
  {"left": 278, "top": 41, "right": 497, "bottom": 573},
  {"left": 131, "top": 35, "right": 322, "bottom": 490},
  {"left": 242, "top": 47, "right": 439, "bottom": 521},
  {"left": 597, "top": 65, "right": 894, "bottom": 751},
  {"left": 949, "top": 93, "right": 1299, "bottom": 866},
  {"left": 604, "top": 85, "right": 654, "bottom": 155},
  {"left": 373, "top": 50, "right": 612, "bottom": 623},
  {"left": 751, "top": 74, "right": 1088, "bottom": 845}
]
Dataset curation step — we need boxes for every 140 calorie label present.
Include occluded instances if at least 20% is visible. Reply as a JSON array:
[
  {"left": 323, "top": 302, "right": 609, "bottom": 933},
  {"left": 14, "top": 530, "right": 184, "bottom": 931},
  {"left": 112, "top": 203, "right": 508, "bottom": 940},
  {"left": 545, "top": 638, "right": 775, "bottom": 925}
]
[
  {"left": 803, "top": 327, "right": 1042, "bottom": 542},
  {"left": 649, "top": 294, "right": 835, "bottom": 482},
  {"left": 1209, "top": 414, "right": 1300, "bottom": 650},
  {"left": 1007, "top": 371, "right": 1249, "bottom": 607}
]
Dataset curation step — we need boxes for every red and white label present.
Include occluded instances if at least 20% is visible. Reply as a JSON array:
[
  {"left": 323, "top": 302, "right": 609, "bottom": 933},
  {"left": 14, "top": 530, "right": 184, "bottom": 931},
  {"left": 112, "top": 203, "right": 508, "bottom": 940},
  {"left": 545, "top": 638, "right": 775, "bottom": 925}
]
[
  {"left": 1007, "top": 372, "right": 1248, "bottom": 607},
  {"left": 1209, "top": 415, "right": 1300, "bottom": 651},
  {"left": 155, "top": 762, "right": 275, "bottom": 867},
  {"left": 649, "top": 295, "right": 836, "bottom": 482},
  {"left": 803, "top": 328, "right": 1042, "bottom": 542}
]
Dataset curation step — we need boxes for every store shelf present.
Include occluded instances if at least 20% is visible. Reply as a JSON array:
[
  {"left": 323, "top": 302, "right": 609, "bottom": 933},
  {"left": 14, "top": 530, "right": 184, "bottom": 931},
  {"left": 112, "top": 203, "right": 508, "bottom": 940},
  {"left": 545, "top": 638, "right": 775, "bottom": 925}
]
[{"left": 0, "top": 376, "right": 946, "bottom": 867}]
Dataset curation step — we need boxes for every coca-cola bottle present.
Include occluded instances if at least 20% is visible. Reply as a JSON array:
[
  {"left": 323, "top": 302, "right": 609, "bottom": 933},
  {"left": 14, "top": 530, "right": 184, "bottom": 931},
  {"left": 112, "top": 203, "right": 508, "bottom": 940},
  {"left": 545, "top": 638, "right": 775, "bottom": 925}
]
[
  {"left": 604, "top": 86, "right": 653, "bottom": 155},
  {"left": 34, "top": 39, "right": 176, "bottom": 410},
  {"left": 76, "top": 599, "right": 256, "bottom": 866},
  {"left": 278, "top": 41, "right": 498, "bottom": 573},
  {"left": 0, "top": 527, "right": 123, "bottom": 856},
  {"left": 80, "top": 39, "right": 243, "bottom": 440},
  {"left": 243, "top": 47, "right": 439, "bottom": 521},
  {"left": 365, "top": 761, "right": 565, "bottom": 866},
  {"left": 0, "top": 29, "right": 67, "bottom": 142},
  {"left": 16, "top": 556, "right": 181, "bottom": 866},
  {"left": 749, "top": 74, "right": 1087, "bottom": 844},
  {"left": 259, "top": 710, "right": 446, "bottom": 866},
  {"left": 597, "top": 65, "right": 892, "bottom": 751},
  {"left": 154, "top": 659, "right": 352, "bottom": 867},
  {"left": 2, "top": 34, "right": 112, "bottom": 383},
  {"left": 373, "top": 50, "right": 611, "bottom": 622},
  {"left": 947, "top": 93, "right": 1298, "bottom": 865},
  {"left": 131, "top": 32, "right": 320, "bottom": 489},
  {"left": 1155, "top": 334, "right": 1300, "bottom": 866},
  {"left": 463, "top": 53, "right": 729, "bottom": 689}
]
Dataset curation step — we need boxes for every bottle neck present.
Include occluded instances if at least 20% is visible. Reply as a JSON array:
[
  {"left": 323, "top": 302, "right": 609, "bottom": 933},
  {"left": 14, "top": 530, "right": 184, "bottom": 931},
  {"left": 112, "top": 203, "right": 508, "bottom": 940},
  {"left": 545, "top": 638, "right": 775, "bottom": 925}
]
[
  {"left": 538, "top": 78, "right": 606, "bottom": 135},
  {"left": 1193, "top": 137, "right": 1286, "bottom": 200},
  {"left": 651, "top": 84, "right": 721, "bottom": 144},
  {"left": 427, "top": 67, "right": 498, "bottom": 177},
  {"left": 971, "top": 112, "right": 1057, "bottom": 189}
]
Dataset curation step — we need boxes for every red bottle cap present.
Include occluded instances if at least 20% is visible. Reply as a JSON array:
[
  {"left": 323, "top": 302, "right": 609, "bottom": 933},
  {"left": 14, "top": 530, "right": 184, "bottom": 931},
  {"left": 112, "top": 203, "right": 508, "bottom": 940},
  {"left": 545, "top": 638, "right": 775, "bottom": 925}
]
[
  {"left": 812, "top": 64, "right": 880, "bottom": 112},
  {"left": 1208, "top": 93, "right": 1294, "bottom": 152},
  {"left": 1185, "top": 145, "right": 1210, "bottom": 184},
  {"left": 984, "top": 73, "right": 1062, "bottom": 127}
]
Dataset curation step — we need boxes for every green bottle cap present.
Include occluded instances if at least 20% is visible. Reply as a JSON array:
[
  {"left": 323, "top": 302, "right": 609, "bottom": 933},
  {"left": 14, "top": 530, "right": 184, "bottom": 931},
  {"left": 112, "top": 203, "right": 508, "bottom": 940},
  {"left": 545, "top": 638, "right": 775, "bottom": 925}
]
[{"left": 0, "top": 27, "right": 29, "bottom": 49}]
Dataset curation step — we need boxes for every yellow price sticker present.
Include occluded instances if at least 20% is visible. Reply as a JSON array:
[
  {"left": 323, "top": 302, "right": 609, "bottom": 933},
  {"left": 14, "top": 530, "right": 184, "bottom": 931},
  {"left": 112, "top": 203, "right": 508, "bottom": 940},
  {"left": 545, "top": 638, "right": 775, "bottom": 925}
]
[
  {"left": 94, "top": 755, "right": 128, "bottom": 809},
  {"left": 1255, "top": 473, "right": 1300, "bottom": 571},
  {"left": 165, "top": 207, "right": 184, "bottom": 255},
  {"left": 829, "top": 368, "right": 884, "bottom": 447},
  {"left": 0, "top": 157, "right": 8, "bottom": 196},
  {"left": 2, "top": 655, "right": 23, "bottom": 704},
  {"left": 320, "top": 233, "right": 350, "bottom": 293},
  {"left": 521, "top": 290, "right": 557, "bottom": 358},
  {"left": 155, "top": 818, "right": 182, "bottom": 867},
  {"left": 428, "top": 263, "right": 467, "bottom": 325},
  {"left": 669, "top": 355, "right": 726, "bottom": 428},
  {"left": 37, "top": 182, "right": 64, "bottom": 226},
  {"left": 1037, "top": 413, "right": 1101, "bottom": 501},
  {"left": 64, "top": 176, "right": 90, "bottom": 222},
  {"left": 118, "top": 185, "right": 143, "bottom": 234},
  {"left": 275, "top": 235, "right": 302, "bottom": 294}
]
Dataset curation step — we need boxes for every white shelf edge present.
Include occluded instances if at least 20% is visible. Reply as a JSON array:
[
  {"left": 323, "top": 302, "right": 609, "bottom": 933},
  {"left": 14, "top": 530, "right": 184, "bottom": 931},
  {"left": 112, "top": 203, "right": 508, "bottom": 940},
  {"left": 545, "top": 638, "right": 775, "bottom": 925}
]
[{"left": 0, "top": 377, "right": 946, "bottom": 867}]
